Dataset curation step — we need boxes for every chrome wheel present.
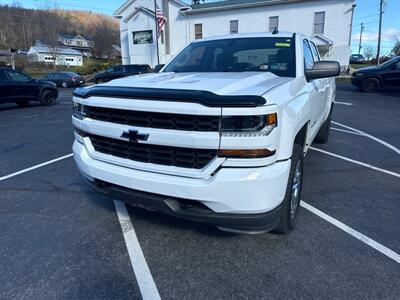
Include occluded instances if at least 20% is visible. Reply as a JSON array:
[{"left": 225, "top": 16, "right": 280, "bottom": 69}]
[
  {"left": 61, "top": 81, "right": 68, "bottom": 88},
  {"left": 290, "top": 159, "right": 302, "bottom": 220}
]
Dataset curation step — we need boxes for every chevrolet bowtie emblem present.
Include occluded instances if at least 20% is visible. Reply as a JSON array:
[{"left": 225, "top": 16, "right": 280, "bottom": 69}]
[{"left": 121, "top": 130, "right": 149, "bottom": 143}]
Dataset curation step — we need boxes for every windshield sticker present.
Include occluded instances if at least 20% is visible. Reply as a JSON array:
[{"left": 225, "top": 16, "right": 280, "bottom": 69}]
[{"left": 275, "top": 42, "right": 291, "bottom": 47}]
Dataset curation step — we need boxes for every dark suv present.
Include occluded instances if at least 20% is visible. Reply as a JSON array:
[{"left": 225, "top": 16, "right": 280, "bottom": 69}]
[
  {"left": 351, "top": 56, "right": 400, "bottom": 92},
  {"left": 94, "top": 64, "right": 151, "bottom": 84},
  {"left": 0, "top": 67, "right": 58, "bottom": 107}
]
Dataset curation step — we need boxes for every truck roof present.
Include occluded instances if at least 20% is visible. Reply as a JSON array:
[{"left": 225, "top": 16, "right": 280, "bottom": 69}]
[{"left": 192, "top": 32, "right": 297, "bottom": 43}]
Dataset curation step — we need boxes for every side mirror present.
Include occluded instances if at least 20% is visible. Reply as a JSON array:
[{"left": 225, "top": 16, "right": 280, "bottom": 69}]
[
  {"left": 153, "top": 64, "right": 165, "bottom": 73},
  {"left": 305, "top": 61, "right": 340, "bottom": 80}
]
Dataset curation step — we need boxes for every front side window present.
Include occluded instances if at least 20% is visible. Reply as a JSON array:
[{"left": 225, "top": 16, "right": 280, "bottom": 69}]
[
  {"left": 314, "top": 11, "right": 325, "bottom": 34},
  {"left": 303, "top": 40, "right": 315, "bottom": 70},
  {"left": 269, "top": 16, "right": 279, "bottom": 32},
  {"left": 164, "top": 37, "right": 295, "bottom": 77},
  {"left": 230, "top": 20, "right": 238, "bottom": 34},
  {"left": 309, "top": 41, "right": 320, "bottom": 61},
  {"left": 194, "top": 24, "right": 202, "bottom": 39},
  {"left": 6, "top": 70, "right": 31, "bottom": 82}
]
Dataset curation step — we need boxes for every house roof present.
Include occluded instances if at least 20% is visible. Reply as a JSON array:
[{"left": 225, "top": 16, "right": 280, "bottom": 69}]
[
  {"left": 30, "top": 46, "right": 82, "bottom": 56},
  {"left": 59, "top": 33, "right": 93, "bottom": 41},
  {"left": 182, "top": 0, "right": 338, "bottom": 14},
  {"left": 123, "top": 6, "right": 155, "bottom": 23},
  {"left": 113, "top": 0, "right": 187, "bottom": 16}
]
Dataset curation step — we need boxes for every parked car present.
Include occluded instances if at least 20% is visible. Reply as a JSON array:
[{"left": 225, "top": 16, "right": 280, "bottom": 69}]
[
  {"left": 351, "top": 56, "right": 400, "bottom": 92},
  {"left": 0, "top": 67, "right": 58, "bottom": 107},
  {"left": 94, "top": 64, "right": 151, "bottom": 84},
  {"left": 72, "top": 32, "right": 339, "bottom": 234},
  {"left": 349, "top": 54, "right": 365, "bottom": 64},
  {"left": 41, "top": 71, "right": 85, "bottom": 88}
]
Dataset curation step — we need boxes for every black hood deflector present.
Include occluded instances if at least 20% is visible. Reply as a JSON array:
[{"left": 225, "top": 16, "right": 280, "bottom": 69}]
[{"left": 73, "top": 86, "right": 266, "bottom": 107}]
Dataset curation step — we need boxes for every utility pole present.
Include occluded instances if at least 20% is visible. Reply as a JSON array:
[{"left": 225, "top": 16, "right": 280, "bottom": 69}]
[
  {"left": 376, "top": 0, "right": 384, "bottom": 65},
  {"left": 154, "top": 0, "right": 160, "bottom": 65},
  {"left": 358, "top": 23, "right": 364, "bottom": 55}
]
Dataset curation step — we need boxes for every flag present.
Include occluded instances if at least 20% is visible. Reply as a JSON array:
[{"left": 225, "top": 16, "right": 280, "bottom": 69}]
[{"left": 156, "top": 4, "right": 166, "bottom": 38}]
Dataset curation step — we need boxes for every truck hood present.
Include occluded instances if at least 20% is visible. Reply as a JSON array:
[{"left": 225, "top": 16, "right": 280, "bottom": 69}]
[{"left": 104, "top": 72, "right": 293, "bottom": 96}]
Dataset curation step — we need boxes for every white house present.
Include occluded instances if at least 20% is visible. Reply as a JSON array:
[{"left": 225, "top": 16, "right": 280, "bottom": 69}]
[
  {"left": 114, "top": 0, "right": 355, "bottom": 70},
  {"left": 58, "top": 34, "right": 95, "bottom": 57},
  {"left": 27, "top": 41, "right": 83, "bottom": 66}
]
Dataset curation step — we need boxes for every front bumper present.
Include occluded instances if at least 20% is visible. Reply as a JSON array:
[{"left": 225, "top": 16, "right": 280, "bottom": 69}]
[
  {"left": 73, "top": 141, "right": 291, "bottom": 231},
  {"left": 351, "top": 76, "right": 363, "bottom": 87}
]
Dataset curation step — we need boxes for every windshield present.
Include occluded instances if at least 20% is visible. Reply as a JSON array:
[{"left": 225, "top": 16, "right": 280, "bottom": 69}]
[
  {"left": 380, "top": 57, "right": 400, "bottom": 68},
  {"left": 164, "top": 37, "right": 295, "bottom": 77}
]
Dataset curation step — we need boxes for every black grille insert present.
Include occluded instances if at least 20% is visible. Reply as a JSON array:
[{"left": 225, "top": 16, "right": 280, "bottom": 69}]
[
  {"left": 84, "top": 106, "right": 220, "bottom": 132},
  {"left": 89, "top": 134, "right": 216, "bottom": 169}
]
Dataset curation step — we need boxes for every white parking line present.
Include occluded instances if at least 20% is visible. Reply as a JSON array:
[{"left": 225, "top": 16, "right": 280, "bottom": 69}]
[
  {"left": 114, "top": 200, "right": 161, "bottom": 300},
  {"left": 0, "top": 153, "right": 73, "bottom": 181},
  {"left": 331, "top": 127, "right": 365, "bottom": 136},
  {"left": 334, "top": 101, "right": 354, "bottom": 106},
  {"left": 301, "top": 201, "right": 400, "bottom": 264},
  {"left": 332, "top": 121, "right": 400, "bottom": 156},
  {"left": 309, "top": 147, "right": 400, "bottom": 178}
]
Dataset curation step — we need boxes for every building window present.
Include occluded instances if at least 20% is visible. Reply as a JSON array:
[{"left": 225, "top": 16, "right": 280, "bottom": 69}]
[
  {"left": 194, "top": 24, "right": 202, "bottom": 39},
  {"left": 66, "top": 40, "right": 71, "bottom": 44},
  {"left": 76, "top": 40, "right": 83, "bottom": 45},
  {"left": 230, "top": 20, "right": 238, "bottom": 34},
  {"left": 314, "top": 11, "right": 325, "bottom": 34},
  {"left": 269, "top": 16, "right": 279, "bottom": 32}
]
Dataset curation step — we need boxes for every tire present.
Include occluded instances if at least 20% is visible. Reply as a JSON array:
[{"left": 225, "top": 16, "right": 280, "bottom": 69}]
[
  {"left": 273, "top": 144, "right": 304, "bottom": 234},
  {"left": 362, "top": 77, "right": 380, "bottom": 93},
  {"left": 40, "top": 89, "right": 57, "bottom": 106},
  {"left": 17, "top": 101, "right": 29, "bottom": 107},
  {"left": 61, "top": 81, "right": 68, "bottom": 88},
  {"left": 314, "top": 107, "right": 333, "bottom": 144}
]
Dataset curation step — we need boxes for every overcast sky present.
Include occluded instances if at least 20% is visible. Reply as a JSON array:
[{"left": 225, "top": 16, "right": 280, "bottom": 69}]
[{"left": 1, "top": 0, "right": 399, "bottom": 55}]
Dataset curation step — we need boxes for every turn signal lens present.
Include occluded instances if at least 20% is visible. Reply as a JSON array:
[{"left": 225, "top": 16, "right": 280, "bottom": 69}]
[{"left": 217, "top": 149, "right": 276, "bottom": 158}]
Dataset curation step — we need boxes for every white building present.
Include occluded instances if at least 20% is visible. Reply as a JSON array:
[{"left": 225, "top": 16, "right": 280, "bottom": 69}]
[
  {"left": 114, "top": 0, "right": 355, "bottom": 70},
  {"left": 27, "top": 42, "right": 83, "bottom": 66},
  {"left": 58, "top": 34, "right": 95, "bottom": 57}
]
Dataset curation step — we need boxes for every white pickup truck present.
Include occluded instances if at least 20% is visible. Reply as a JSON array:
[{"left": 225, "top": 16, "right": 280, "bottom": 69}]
[{"left": 72, "top": 32, "right": 339, "bottom": 234}]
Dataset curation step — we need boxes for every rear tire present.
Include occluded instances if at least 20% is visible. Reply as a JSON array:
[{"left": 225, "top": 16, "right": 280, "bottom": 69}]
[
  {"left": 314, "top": 107, "right": 333, "bottom": 144},
  {"left": 273, "top": 144, "right": 304, "bottom": 234},
  {"left": 40, "top": 89, "right": 57, "bottom": 106},
  {"left": 362, "top": 77, "right": 380, "bottom": 93},
  {"left": 17, "top": 101, "right": 29, "bottom": 107}
]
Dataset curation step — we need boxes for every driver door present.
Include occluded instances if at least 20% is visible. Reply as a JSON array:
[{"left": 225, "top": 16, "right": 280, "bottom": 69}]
[
  {"left": 303, "top": 39, "right": 327, "bottom": 134},
  {"left": 382, "top": 60, "right": 400, "bottom": 87},
  {"left": 3, "top": 69, "right": 37, "bottom": 100}
]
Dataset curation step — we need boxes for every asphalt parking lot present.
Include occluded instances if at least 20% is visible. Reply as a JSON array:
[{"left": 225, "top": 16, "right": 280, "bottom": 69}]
[{"left": 0, "top": 83, "right": 399, "bottom": 299}]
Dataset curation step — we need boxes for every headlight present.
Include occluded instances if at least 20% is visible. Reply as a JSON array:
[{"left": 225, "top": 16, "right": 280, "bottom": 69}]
[
  {"left": 73, "top": 102, "right": 85, "bottom": 119},
  {"left": 221, "top": 113, "right": 277, "bottom": 137}
]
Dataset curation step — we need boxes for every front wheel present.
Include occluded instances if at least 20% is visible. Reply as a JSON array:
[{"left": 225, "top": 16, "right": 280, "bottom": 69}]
[
  {"left": 362, "top": 77, "right": 380, "bottom": 93},
  {"left": 40, "top": 90, "right": 57, "bottom": 106},
  {"left": 273, "top": 144, "right": 304, "bottom": 234}
]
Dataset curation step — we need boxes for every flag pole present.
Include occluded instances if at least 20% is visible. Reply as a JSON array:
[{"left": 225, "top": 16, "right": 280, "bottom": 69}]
[{"left": 154, "top": 0, "right": 160, "bottom": 65}]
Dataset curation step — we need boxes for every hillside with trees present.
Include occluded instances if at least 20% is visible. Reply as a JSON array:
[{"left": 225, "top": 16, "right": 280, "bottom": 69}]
[{"left": 0, "top": 4, "right": 120, "bottom": 58}]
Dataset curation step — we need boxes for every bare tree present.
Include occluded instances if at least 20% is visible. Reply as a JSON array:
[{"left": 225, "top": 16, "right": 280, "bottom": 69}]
[
  {"left": 392, "top": 32, "right": 400, "bottom": 56},
  {"left": 363, "top": 45, "right": 375, "bottom": 61}
]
